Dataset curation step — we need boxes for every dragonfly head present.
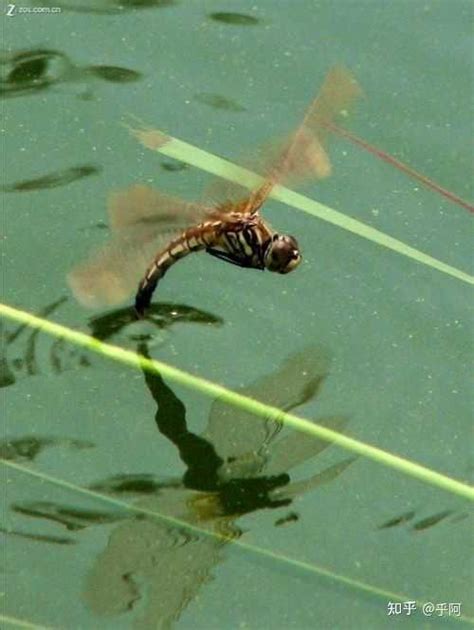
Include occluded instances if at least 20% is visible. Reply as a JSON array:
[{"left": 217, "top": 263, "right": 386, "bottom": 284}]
[{"left": 264, "top": 234, "right": 301, "bottom": 274}]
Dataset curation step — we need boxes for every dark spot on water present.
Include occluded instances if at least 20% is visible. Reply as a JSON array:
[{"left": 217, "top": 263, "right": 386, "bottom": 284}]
[
  {"left": 1, "top": 165, "right": 101, "bottom": 192},
  {"left": 0, "top": 436, "right": 94, "bottom": 462},
  {"left": 80, "top": 220, "right": 109, "bottom": 232},
  {"left": 0, "top": 356, "right": 16, "bottom": 388},
  {"left": 8, "top": 56, "right": 49, "bottom": 84},
  {"left": 160, "top": 160, "right": 189, "bottom": 172},
  {"left": 209, "top": 11, "right": 260, "bottom": 26},
  {"left": 45, "top": 0, "right": 175, "bottom": 13},
  {"left": 0, "top": 526, "right": 76, "bottom": 546},
  {"left": 89, "top": 474, "right": 167, "bottom": 495},
  {"left": 119, "top": 0, "right": 175, "bottom": 7},
  {"left": 94, "top": 220, "right": 110, "bottom": 230},
  {"left": 0, "top": 49, "right": 72, "bottom": 97},
  {"left": 378, "top": 510, "right": 416, "bottom": 529},
  {"left": 194, "top": 92, "right": 246, "bottom": 112},
  {"left": 87, "top": 65, "right": 142, "bottom": 83},
  {"left": 275, "top": 511, "right": 299, "bottom": 527},
  {"left": 79, "top": 355, "right": 92, "bottom": 367},
  {"left": 412, "top": 510, "right": 454, "bottom": 532},
  {"left": 12, "top": 501, "right": 126, "bottom": 530}
]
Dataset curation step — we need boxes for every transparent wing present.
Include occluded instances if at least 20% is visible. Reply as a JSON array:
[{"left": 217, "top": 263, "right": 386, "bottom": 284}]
[
  {"left": 202, "top": 346, "right": 331, "bottom": 468},
  {"left": 107, "top": 184, "right": 203, "bottom": 233},
  {"left": 70, "top": 67, "right": 362, "bottom": 308},
  {"left": 202, "top": 65, "right": 363, "bottom": 215},
  {"left": 68, "top": 184, "right": 205, "bottom": 308},
  {"left": 126, "top": 66, "right": 361, "bottom": 219}
]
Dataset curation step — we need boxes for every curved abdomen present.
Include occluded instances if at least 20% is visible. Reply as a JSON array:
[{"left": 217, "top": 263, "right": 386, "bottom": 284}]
[{"left": 134, "top": 225, "right": 215, "bottom": 316}]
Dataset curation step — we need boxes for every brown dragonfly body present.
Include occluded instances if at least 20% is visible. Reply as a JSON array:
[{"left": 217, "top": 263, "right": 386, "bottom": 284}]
[
  {"left": 68, "top": 66, "right": 361, "bottom": 314},
  {"left": 135, "top": 182, "right": 300, "bottom": 314}
]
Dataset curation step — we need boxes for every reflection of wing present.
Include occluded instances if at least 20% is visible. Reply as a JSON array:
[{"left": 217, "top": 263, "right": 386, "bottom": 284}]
[
  {"left": 202, "top": 347, "right": 331, "bottom": 466},
  {"left": 128, "top": 66, "right": 362, "bottom": 218},
  {"left": 83, "top": 491, "right": 227, "bottom": 627},
  {"left": 270, "top": 457, "right": 356, "bottom": 501},
  {"left": 68, "top": 185, "right": 204, "bottom": 307},
  {"left": 263, "top": 416, "right": 349, "bottom": 476}
]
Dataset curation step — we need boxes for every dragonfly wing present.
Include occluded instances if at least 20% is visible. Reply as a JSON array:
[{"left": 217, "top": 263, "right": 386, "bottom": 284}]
[
  {"left": 201, "top": 65, "right": 363, "bottom": 216},
  {"left": 68, "top": 229, "right": 175, "bottom": 308},
  {"left": 108, "top": 184, "right": 203, "bottom": 233},
  {"left": 68, "top": 185, "right": 206, "bottom": 308},
  {"left": 126, "top": 67, "right": 361, "bottom": 220}
]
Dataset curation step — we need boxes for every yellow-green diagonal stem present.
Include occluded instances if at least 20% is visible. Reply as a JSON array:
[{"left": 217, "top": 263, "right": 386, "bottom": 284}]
[
  {"left": 0, "top": 614, "right": 56, "bottom": 630},
  {"left": 1, "top": 302, "right": 473, "bottom": 501}
]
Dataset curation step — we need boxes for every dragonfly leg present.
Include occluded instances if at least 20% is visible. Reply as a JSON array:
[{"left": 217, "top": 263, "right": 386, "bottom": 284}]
[{"left": 206, "top": 247, "right": 263, "bottom": 269}]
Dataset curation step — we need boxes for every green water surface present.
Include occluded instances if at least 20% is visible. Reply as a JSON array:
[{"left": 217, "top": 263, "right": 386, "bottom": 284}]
[{"left": 2, "top": 1, "right": 473, "bottom": 628}]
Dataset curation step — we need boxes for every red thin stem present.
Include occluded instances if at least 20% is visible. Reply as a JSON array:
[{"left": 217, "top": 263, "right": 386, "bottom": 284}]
[{"left": 327, "top": 123, "right": 474, "bottom": 214}]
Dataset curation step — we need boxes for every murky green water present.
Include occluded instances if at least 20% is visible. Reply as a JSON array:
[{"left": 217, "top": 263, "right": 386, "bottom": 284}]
[{"left": 2, "top": 1, "right": 473, "bottom": 628}]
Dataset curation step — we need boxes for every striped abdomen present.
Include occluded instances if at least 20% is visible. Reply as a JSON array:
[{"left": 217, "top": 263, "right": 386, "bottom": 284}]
[
  {"left": 134, "top": 222, "right": 220, "bottom": 316},
  {"left": 134, "top": 215, "right": 273, "bottom": 316}
]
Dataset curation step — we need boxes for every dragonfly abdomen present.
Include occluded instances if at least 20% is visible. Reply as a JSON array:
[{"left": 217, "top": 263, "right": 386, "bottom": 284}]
[
  {"left": 135, "top": 217, "right": 274, "bottom": 316},
  {"left": 135, "top": 222, "right": 220, "bottom": 316}
]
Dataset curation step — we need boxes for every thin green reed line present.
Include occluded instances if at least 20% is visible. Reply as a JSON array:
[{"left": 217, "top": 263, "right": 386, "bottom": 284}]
[
  {"left": 1, "top": 302, "right": 473, "bottom": 502},
  {"left": 3, "top": 459, "right": 474, "bottom": 625},
  {"left": 0, "top": 614, "right": 56, "bottom": 630},
  {"left": 130, "top": 129, "right": 474, "bottom": 286}
]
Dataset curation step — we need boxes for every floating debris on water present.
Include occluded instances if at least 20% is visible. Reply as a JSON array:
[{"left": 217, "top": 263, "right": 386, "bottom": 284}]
[
  {"left": 0, "top": 435, "right": 94, "bottom": 462},
  {"left": 1, "top": 47, "right": 142, "bottom": 98},
  {"left": 160, "top": 160, "right": 189, "bottom": 172},
  {"left": 86, "top": 65, "right": 142, "bottom": 83},
  {"left": 1, "top": 165, "right": 101, "bottom": 193},
  {"left": 208, "top": 12, "right": 260, "bottom": 26},
  {"left": 194, "top": 92, "right": 246, "bottom": 112}
]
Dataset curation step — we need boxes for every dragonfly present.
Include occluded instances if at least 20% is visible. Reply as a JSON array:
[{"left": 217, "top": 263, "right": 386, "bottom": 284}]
[{"left": 68, "top": 66, "right": 362, "bottom": 316}]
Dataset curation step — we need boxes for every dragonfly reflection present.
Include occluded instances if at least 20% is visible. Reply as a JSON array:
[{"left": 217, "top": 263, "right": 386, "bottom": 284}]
[
  {"left": 6, "top": 347, "right": 354, "bottom": 626},
  {"left": 68, "top": 66, "right": 362, "bottom": 315},
  {"left": 79, "top": 346, "right": 355, "bottom": 625}
]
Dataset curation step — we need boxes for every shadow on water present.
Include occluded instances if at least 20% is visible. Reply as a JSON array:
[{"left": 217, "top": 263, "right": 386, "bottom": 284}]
[
  {"left": 208, "top": 12, "right": 261, "bottom": 26},
  {"left": 1, "top": 165, "right": 101, "bottom": 193},
  {"left": 88, "top": 302, "right": 223, "bottom": 341},
  {"left": 0, "top": 48, "right": 142, "bottom": 99},
  {"left": 377, "top": 509, "right": 468, "bottom": 533},
  {"left": 193, "top": 92, "right": 246, "bottom": 112},
  {"left": 0, "top": 297, "right": 222, "bottom": 388},
  {"left": 8, "top": 345, "right": 356, "bottom": 626},
  {"left": 0, "top": 435, "right": 94, "bottom": 462},
  {"left": 160, "top": 160, "right": 189, "bottom": 172}
]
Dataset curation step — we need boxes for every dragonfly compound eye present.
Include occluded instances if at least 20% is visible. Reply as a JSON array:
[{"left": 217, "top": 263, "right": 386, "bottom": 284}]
[{"left": 265, "top": 235, "right": 302, "bottom": 274}]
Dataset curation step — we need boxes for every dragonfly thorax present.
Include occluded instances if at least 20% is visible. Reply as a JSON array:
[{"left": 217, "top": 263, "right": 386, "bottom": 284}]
[{"left": 264, "top": 234, "right": 301, "bottom": 274}]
